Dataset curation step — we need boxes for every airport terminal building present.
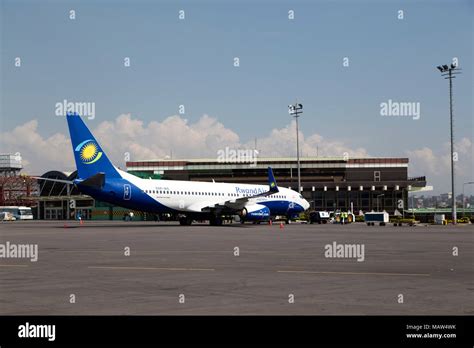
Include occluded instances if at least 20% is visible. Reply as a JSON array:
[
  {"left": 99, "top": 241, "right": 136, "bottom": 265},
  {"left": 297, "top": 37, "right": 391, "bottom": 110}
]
[{"left": 126, "top": 157, "right": 427, "bottom": 215}]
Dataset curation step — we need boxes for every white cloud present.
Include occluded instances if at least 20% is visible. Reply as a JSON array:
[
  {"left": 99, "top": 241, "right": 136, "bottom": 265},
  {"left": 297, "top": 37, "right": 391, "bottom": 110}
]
[
  {"left": 243, "top": 121, "right": 368, "bottom": 159},
  {"left": 1, "top": 114, "right": 369, "bottom": 175},
  {"left": 406, "top": 147, "right": 440, "bottom": 176},
  {"left": 406, "top": 137, "right": 473, "bottom": 193},
  {"left": 0, "top": 120, "right": 75, "bottom": 174},
  {"left": 4, "top": 113, "right": 470, "bottom": 194},
  {"left": 93, "top": 114, "right": 241, "bottom": 165}
]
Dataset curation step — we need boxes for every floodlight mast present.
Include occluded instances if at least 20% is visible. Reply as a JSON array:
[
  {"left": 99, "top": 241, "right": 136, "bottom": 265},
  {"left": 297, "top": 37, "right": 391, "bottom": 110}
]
[
  {"left": 436, "top": 63, "right": 462, "bottom": 224},
  {"left": 289, "top": 101, "right": 303, "bottom": 194}
]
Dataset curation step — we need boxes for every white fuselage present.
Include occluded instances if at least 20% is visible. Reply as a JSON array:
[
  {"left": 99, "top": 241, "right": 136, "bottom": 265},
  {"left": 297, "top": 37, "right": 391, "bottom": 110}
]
[{"left": 119, "top": 169, "right": 310, "bottom": 214}]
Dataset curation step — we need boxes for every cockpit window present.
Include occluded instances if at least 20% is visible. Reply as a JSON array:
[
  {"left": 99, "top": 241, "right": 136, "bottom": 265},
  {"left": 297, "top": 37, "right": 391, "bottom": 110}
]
[{"left": 299, "top": 194, "right": 303, "bottom": 199}]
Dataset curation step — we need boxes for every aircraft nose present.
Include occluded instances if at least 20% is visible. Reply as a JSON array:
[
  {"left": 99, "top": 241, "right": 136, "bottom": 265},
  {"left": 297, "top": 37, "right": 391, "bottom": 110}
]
[{"left": 303, "top": 199, "right": 310, "bottom": 211}]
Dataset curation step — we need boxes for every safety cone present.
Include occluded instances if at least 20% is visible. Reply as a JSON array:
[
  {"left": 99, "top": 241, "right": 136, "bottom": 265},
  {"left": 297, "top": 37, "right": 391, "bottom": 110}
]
[
  {"left": 269, "top": 220, "right": 272, "bottom": 226},
  {"left": 79, "top": 218, "right": 83, "bottom": 226},
  {"left": 279, "top": 222, "right": 284, "bottom": 229}
]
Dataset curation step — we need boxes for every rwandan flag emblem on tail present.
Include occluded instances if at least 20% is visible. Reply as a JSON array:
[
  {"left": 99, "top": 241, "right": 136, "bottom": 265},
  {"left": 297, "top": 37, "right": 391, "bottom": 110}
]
[
  {"left": 75, "top": 139, "right": 103, "bottom": 164},
  {"left": 67, "top": 112, "right": 120, "bottom": 179}
]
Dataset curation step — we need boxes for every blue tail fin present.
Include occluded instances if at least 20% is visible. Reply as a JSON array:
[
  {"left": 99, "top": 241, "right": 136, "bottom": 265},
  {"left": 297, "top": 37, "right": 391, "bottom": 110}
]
[{"left": 66, "top": 113, "right": 120, "bottom": 179}]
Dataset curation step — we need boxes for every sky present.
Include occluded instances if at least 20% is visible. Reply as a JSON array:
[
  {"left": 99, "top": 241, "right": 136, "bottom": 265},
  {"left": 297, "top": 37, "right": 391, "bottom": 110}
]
[{"left": 0, "top": 0, "right": 472, "bottom": 194}]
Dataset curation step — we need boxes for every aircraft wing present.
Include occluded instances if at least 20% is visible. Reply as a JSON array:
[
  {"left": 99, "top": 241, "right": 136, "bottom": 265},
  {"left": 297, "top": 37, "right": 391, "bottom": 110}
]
[
  {"left": 187, "top": 196, "right": 249, "bottom": 213},
  {"left": 189, "top": 167, "right": 279, "bottom": 213}
]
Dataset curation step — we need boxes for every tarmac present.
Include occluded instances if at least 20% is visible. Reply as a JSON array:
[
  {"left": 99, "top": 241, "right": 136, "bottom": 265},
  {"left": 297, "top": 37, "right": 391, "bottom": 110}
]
[{"left": 0, "top": 220, "right": 472, "bottom": 315}]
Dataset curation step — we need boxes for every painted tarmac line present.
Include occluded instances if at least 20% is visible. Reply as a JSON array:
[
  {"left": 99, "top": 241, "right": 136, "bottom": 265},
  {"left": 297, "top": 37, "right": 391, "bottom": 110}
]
[
  {"left": 88, "top": 266, "right": 215, "bottom": 272},
  {"left": 277, "top": 270, "right": 430, "bottom": 277}
]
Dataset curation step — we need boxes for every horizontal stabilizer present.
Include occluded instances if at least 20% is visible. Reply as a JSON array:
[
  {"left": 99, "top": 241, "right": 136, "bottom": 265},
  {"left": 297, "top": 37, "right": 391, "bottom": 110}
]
[
  {"left": 79, "top": 173, "right": 105, "bottom": 189},
  {"left": 32, "top": 177, "right": 74, "bottom": 184}
]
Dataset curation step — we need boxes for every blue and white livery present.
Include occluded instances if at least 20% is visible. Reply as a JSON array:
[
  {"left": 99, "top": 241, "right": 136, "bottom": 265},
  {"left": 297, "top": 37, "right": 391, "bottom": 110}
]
[{"left": 39, "top": 113, "right": 310, "bottom": 225}]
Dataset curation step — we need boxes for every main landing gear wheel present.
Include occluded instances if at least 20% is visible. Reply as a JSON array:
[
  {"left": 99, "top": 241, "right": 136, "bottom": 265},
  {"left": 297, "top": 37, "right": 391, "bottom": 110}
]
[
  {"left": 209, "top": 216, "right": 223, "bottom": 226},
  {"left": 179, "top": 216, "right": 193, "bottom": 226}
]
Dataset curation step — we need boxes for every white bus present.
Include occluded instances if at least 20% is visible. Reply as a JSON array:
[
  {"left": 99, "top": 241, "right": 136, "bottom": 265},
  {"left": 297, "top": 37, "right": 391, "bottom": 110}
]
[{"left": 0, "top": 206, "right": 34, "bottom": 220}]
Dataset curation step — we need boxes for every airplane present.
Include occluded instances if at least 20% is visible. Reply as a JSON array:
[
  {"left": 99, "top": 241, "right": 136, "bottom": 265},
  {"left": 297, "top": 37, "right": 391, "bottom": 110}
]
[{"left": 36, "top": 113, "right": 310, "bottom": 225}]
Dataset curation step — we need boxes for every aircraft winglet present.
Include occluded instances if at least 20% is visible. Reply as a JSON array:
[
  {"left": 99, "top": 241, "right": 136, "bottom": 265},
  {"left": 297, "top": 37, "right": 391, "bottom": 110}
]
[{"left": 268, "top": 167, "right": 279, "bottom": 193}]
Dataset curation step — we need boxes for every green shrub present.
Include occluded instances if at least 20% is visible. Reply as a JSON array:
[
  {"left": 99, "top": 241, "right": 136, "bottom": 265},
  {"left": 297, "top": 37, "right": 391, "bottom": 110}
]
[
  {"left": 389, "top": 218, "right": 416, "bottom": 224},
  {"left": 446, "top": 217, "right": 470, "bottom": 224}
]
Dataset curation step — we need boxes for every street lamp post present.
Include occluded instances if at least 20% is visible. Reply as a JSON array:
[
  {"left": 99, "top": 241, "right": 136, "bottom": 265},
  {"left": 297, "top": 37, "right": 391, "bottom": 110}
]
[
  {"left": 288, "top": 102, "right": 303, "bottom": 194},
  {"left": 411, "top": 194, "right": 416, "bottom": 219},
  {"left": 462, "top": 181, "right": 474, "bottom": 218},
  {"left": 376, "top": 194, "right": 384, "bottom": 212},
  {"left": 436, "top": 63, "right": 461, "bottom": 225}
]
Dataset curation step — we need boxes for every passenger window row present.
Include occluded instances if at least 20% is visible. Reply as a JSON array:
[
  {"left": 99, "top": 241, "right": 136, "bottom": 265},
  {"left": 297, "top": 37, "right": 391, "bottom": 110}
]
[
  {"left": 143, "top": 189, "right": 287, "bottom": 199},
  {"left": 144, "top": 190, "right": 234, "bottom": 196}
]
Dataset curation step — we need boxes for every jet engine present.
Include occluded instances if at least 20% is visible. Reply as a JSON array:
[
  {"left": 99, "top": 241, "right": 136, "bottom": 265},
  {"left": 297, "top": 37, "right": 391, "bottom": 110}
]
[{"left": 240, "top": 204, "right": 270, "bottom": 221}]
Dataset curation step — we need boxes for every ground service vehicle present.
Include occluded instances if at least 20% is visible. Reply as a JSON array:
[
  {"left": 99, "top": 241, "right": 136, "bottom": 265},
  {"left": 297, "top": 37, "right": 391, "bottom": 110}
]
[
  {"left": 309, "top": 211, "right": 330, "bottom": 224},
  {"left": 0, "top": 212, "right": 16, "bottom": 221},
  {"left": 0, "top": 206, "right": 33, "bottom": 220},
  {"left": 365, "top": 211, "right": 389, "bottom": 226}
]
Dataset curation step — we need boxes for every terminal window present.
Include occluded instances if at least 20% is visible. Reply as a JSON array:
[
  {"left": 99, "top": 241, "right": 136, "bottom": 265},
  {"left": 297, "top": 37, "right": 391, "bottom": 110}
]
[{"left": 374, "top": 171, "right": 381, "bottom": 182}]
